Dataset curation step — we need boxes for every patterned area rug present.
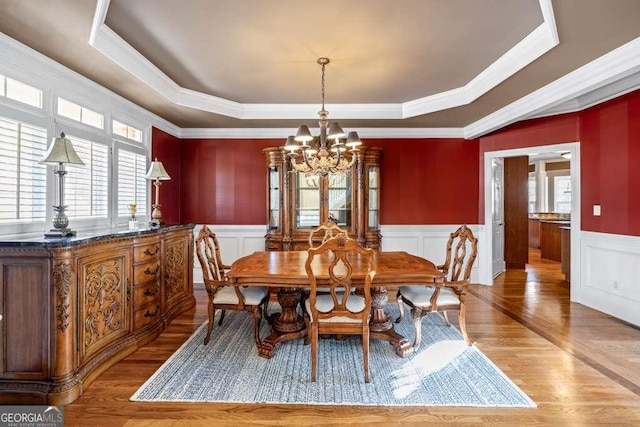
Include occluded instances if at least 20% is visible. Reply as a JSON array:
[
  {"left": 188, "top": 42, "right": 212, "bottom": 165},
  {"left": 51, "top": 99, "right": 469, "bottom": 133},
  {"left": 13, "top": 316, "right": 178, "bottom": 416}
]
[{"left": 131, "top": 305, "right": 535, "bottom": 407}]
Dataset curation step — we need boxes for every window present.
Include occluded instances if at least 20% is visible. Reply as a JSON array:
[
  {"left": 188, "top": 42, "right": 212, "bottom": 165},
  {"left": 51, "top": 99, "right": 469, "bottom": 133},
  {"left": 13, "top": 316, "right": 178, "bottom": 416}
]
[
  {"left": 58, "top": 98, "right": 104, "bottom": 129},
  {"left": 0, "top": 74, "right": 43, "bottom": 108},
  {"left": 0, "top": 116, "right": 47, "bottom": 222},
  {"left": 113, "top": 120, "right": 142, "bottom": 142},
  {"left": 117, "top": 148, "right": 147, "bottom": 218},
  {"left": 64, "top": 135, "right": 109, "bottom": 219},
  {"left": 554, "top": 176, "right": 572, "bottom": 213}
]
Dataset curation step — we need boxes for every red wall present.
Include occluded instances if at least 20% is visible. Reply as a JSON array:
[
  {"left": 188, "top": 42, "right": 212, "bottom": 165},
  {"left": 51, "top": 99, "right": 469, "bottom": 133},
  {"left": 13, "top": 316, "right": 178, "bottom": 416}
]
[
  {"left": 180, "top": 139, "right": 278, "bottom": 224},
  {"left": 151, "top": 128, "right": 181, "bottom": 225},
  {"left": 151, "top": 89, "right": 640, "bottom": 237},
  {"left": 151, "top": 135, "right": 480, "bottom": 225},
  {"left": 580, "top": 90, "right": 640, "bottom": 235},
  {"left": 372, "top": 138, "right": 479, "bottom": 224}
]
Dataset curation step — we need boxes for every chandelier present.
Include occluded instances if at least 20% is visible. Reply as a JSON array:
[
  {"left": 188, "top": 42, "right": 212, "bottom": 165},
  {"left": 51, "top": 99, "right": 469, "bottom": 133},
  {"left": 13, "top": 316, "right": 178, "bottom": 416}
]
[{"left": 283, "top": 57, "right": 362, "bottom": 177}]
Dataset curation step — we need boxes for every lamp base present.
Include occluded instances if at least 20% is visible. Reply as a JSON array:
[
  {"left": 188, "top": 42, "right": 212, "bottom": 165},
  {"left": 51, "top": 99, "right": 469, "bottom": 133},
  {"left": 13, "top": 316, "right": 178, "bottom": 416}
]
[{"left": 45, "top": 228, "right": 76, "bottom": 238}]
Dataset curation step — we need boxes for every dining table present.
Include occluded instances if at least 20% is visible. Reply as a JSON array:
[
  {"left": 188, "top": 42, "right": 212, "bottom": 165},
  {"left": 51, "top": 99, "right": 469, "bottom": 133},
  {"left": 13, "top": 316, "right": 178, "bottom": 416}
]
[{"left": 227, "top": 250, "right": 445, "bottom": 359}]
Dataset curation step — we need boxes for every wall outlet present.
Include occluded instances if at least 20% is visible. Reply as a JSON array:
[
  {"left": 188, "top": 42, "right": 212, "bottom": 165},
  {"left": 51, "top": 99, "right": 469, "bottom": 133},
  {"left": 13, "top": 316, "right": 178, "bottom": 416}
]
[{"left": 593, "top": 205, "right": 601, "bottom": 216}]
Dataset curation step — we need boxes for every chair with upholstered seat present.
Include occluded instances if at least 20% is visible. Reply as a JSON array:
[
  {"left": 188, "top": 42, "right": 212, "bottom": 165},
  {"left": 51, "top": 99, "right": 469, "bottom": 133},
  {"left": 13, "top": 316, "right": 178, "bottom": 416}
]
[
  {"left": 307, "top": 219, "right": 345, "bottom": 248},
  {"left": 303, "top": 233, "right": 376, "bottom": 383},
  {"left": 195, "top": 225, "right": 270, "bottom": 346},
  {"left": 396, "top": 225, "right": 478, "bottom": 349}
]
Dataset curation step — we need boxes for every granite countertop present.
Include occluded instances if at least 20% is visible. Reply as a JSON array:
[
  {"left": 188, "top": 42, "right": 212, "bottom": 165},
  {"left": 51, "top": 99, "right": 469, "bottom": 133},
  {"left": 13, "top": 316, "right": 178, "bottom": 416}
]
[
  {"left": 0, "top": 223, "right": 195, "bottom": 248},
  {"left": 539, "top": 220, "right": 571, "bottom": 225}
]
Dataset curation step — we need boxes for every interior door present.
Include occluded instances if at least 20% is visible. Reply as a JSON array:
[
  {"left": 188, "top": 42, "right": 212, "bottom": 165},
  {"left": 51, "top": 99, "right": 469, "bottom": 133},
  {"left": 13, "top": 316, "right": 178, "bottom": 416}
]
[{"left": 492, "top": 158, "right": 506, "bottom": 277}]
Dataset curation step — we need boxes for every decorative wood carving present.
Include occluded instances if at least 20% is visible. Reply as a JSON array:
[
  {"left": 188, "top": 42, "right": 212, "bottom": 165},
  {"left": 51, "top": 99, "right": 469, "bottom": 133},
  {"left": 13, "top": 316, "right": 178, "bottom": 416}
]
[
  {"left": 83, "top": 258, "right": 125, "bottom": 349},
  {"left": 53, "top": 263, "right": 72, "bottom": 332},
  {"left": 164, "top": 241, "right": 185, "bottom": 300}
]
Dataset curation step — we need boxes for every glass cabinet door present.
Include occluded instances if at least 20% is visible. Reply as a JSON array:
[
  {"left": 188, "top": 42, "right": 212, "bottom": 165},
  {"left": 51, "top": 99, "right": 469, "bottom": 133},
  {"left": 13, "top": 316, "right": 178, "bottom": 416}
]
[
  {"left": 296, "top": 173, "right": 320, "bottom": 228},
  {"left": 268, "top": 167, "right": 279, "bottom": 230},
  {"left": 328, "top": 173, "right": 352, "bottom": 227},
  {"left": 368, "top": 166, "right": 379, "bottom": 230}
]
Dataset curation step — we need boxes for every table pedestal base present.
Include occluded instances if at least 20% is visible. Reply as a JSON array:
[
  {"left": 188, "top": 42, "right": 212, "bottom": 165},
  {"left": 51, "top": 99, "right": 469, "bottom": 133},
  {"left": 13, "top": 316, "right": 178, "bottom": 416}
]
[
  {"left": 258, "top": 287, "right": 306, "bottom": 359},
  {"left": 370, "top": 287, "right": 414, "bottom": 357}
]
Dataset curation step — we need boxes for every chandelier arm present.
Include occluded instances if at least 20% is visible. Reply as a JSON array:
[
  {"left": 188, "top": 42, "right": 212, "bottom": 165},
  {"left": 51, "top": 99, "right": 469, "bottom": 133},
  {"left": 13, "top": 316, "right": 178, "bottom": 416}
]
[{"left": 302, "top": 147, "right": 313, "bottom": 170}]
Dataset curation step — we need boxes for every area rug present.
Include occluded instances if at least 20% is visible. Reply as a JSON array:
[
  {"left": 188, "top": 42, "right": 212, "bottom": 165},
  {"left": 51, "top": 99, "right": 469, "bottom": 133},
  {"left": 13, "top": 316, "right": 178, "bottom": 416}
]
[{"left": 131, "top": 305, "right": 535, "bottom": 407}]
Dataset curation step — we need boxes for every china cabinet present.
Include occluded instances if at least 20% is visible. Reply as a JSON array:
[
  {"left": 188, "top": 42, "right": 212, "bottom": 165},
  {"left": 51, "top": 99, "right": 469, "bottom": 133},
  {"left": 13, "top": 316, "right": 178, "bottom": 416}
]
[{"left": 264, "top": 146, "right": 381, "bottom": 250}]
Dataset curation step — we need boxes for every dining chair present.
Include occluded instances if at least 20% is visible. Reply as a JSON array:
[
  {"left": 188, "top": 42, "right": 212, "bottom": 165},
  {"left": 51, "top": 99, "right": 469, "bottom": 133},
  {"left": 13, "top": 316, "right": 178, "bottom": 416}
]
[
  {"left": 303, "top": 233, "right": 377, "bottom": 383},
  {"left": 395, "top": 225, "right": 478, "bottom": 349},
  {"left": 195, "top": 225, "right": 270, "bottom": 346}
]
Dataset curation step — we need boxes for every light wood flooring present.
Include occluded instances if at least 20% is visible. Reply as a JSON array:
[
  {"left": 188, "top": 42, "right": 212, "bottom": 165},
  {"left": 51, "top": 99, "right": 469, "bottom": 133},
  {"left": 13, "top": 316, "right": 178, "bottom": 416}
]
[{"left": 64, "top": 249, "right": 640, "bottom": 426}]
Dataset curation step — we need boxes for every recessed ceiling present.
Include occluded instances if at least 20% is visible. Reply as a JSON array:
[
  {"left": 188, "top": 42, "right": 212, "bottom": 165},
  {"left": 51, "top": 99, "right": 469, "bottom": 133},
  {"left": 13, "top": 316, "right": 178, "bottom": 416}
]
[{"left": 1, "top": 0, "right": 640, "bottom": 135}]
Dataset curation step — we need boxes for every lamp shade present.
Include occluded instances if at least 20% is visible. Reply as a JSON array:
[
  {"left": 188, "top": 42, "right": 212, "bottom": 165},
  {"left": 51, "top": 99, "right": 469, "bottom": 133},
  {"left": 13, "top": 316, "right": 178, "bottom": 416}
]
[
  {"left": 40, "top": 132, "right": 85, "bottom": 165},
  {"left": 145, "top": 158, "right": 171, "bottom": 180}
]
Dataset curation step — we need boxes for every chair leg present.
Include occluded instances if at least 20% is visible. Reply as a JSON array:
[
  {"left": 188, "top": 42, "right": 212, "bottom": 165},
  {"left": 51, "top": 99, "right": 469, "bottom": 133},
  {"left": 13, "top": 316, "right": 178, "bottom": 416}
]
[
  {"left": 204, "top": 302, "right": 215, "bottom": 345},
  {"left": 218, "top": 309, "right": 226, "bottom": 326},
  {"left": 442, "top": 311, "right": 451, "bottom": 326},
  {"left": 311, "top": 323, "right": 318, "bottom": 382},
  {"left": 252, "top": 306, "right": 263, "bottom": 347},
  {"left": 303, "top": 312, "right": 311, "bottom": 345},
  {"left": 363, "top": 325, "right": 370, "bottom": 383},
  {"left": 458, "top": 303, "right": 471, "bottom": 345},
  {"left": 411, "top": 307, "right": 424, "bottom": 352},
  {"left": 395, "top": 291, "right": 405, "bottom": 323}
]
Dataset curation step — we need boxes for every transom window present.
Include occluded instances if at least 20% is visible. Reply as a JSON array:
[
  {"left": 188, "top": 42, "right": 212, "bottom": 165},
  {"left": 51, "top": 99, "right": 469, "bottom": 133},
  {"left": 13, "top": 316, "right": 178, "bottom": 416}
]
[
  {"left": 58, "top": 98, "right": 104, "bottom": 129},
  {"left": 113, "top": 120, "right": 143, "bottom": 143},
  {"left": 0, "top": 74, "right": 43, "bottom": 108}
]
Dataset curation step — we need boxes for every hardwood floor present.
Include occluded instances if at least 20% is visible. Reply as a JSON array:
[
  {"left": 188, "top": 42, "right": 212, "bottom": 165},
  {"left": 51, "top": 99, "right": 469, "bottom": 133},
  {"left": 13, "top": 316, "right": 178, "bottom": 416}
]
[{"left": 64, "top": 249, "right": 640, "bottom": 426}]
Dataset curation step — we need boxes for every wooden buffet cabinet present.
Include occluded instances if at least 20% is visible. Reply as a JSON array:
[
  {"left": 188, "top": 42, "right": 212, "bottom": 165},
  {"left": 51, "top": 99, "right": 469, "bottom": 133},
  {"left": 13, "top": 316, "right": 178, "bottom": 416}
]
[
  {"left": 264, "top": 146, "right": 382, "bottom": 250},
  {"left": 0, "top": 224, "right": 195, "bottom": 405}
]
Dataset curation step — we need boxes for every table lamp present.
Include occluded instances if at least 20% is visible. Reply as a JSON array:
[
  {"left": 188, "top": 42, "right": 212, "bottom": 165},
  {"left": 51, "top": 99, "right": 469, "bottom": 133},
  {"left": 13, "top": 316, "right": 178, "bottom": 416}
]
[
  {"left": 146, "top": 158, "right": 171, "bottom": 226},
  {"left": 40, "top": 132, "right": 85, "bottom": 237}
]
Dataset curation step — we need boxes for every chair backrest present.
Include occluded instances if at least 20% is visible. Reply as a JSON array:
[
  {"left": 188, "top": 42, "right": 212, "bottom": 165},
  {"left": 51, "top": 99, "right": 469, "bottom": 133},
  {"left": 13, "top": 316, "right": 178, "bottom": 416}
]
[
  {"left": 195, "top": 225, "right": 226, "bottom": 283},
  {"left": 441, "top": 225, "right": 478, "bottom": 282},
  {"left": 305, "top": 233, "right": 376, "bottom": 322},
  {"left": 308, "top": 221, "right": 346, "bottom": 248}
]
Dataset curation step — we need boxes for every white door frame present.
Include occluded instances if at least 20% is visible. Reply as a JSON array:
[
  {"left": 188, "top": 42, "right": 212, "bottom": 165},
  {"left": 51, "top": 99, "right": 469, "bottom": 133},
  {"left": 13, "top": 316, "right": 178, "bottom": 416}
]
[{"left": 482, "top": 142, "right": 581, "bottom": 303}]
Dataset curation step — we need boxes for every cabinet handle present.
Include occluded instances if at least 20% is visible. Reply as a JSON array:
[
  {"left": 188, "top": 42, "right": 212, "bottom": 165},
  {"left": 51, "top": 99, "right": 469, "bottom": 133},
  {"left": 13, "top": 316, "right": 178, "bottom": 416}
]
[
  {"left": 143, "top": 289, "right": 156, "bottom": 296},
  {"left": 144, "top": 265, "right": 159, "bottom": 275},
  {"left": 144, "top": 306, "right": 159, "bottom": 318},
  {"left": 144, "top": 245, "right": 160, "bottom": 256}
]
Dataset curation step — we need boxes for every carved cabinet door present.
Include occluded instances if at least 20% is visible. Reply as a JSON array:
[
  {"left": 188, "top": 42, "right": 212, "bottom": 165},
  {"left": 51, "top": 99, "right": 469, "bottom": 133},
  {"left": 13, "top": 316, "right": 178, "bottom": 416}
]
[{"left": 77, "top": 249, "right": 132, "bottom": 362}]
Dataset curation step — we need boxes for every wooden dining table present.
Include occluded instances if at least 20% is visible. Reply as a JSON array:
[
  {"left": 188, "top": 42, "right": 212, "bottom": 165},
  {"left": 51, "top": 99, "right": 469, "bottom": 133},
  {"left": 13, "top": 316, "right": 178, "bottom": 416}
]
[{"left": 227, "top": 250, "right": 446, "bottom": 359}]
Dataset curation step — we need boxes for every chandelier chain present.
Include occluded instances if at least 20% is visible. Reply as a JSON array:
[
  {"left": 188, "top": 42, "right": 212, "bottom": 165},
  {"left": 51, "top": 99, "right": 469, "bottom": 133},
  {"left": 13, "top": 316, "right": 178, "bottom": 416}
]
[{"left": 321, "top": 61, "right": 326, "bottom": 112}]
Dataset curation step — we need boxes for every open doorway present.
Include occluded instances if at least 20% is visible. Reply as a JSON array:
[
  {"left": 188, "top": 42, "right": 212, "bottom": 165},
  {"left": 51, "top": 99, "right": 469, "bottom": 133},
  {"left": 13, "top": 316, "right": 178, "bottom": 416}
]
[{"left": 482, "top": 142, "right": 581, "bottom": 303}]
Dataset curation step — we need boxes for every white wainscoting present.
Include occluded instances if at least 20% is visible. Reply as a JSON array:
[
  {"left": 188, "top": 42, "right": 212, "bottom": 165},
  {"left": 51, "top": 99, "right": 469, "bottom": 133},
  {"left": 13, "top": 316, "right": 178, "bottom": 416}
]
[
  {"left": 379, "top": 224, "right": 486, "bottom": 285},
  {"left": 192, "top": 224, "right": 267, "bottom": 284},
  {"left": 191, "top": 224, "right": 486, "bottom": 286},
  {"left": 580, "top": 231, "right": 640, "bottom": 327}
]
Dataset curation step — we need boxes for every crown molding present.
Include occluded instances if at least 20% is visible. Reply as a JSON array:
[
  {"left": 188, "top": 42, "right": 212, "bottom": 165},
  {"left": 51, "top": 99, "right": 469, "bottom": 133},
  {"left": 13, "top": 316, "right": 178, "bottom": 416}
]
[
  {"left": 89, "top": 0, "right": 557, "bottom": 121},
  {"left": 178, "top": 127, "right": 465, "bottom": 139},
  {"left": 464, "top": 35, "right": 640, "bottom": 139}
]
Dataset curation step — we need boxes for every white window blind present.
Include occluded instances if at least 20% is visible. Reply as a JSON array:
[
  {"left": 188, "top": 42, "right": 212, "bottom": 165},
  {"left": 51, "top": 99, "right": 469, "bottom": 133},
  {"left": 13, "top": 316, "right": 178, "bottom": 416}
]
[
  {"left": 117, "top": 148, "right": 147, "bottom": 217},
  {"left": 0, "top": 117, "right": 47, "bottom": 222},
  {"left": 65, "top": 136, "right": 109, "bottom": 219}
]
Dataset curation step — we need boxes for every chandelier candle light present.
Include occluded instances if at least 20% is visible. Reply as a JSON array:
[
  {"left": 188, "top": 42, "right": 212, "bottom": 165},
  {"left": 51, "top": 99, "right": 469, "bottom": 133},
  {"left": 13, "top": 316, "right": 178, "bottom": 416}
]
[
  {"left": 40, "top": 132, "right": 85, "bottom": 238},
  {"left": 283, "top": 57, "right": 362, "bottom": 177},
  {"left": 145, "top": 158, "right": 171, "bottom": 226}
]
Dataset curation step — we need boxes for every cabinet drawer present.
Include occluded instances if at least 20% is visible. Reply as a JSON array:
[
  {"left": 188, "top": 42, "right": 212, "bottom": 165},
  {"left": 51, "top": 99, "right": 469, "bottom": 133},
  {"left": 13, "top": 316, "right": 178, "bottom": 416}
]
[
  {"left": 134, "top": 303, "right": 162, "bottom": 331},
  {"left": 134, "top": 241, "right": 161, "bottom": 263},
  {"left": 134, "top": 260, "right": 160, "bottom": 283},
  {"left": 133, "top": 282, "right": 161, "bottom": 309}
]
